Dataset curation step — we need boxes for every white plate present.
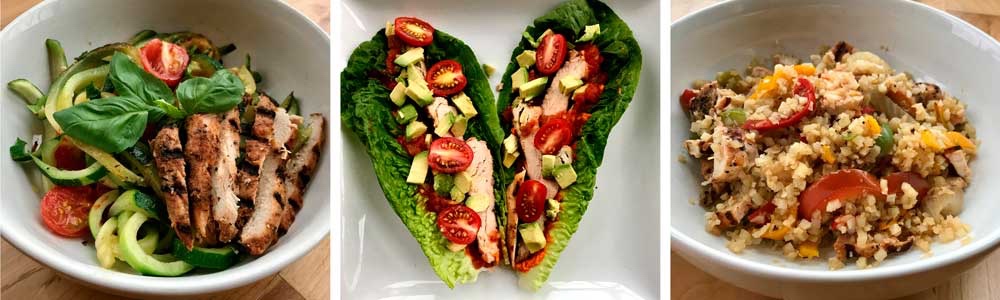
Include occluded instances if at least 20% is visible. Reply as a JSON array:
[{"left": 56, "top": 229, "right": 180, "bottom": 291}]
[
  {"left": 0, "top": 0, "right": 330, "bottom": 297},
  {"left": 338, "top": 0, "right": 660, "bottom": 298}
]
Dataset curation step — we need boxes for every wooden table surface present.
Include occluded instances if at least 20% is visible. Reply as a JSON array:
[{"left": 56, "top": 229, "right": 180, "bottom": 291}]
[
  {"left": 670, "top": 1, "right": 1000, "bottom": 299},
  {"left": 0, "top": 1, "right": 330, "bottom": 299}
]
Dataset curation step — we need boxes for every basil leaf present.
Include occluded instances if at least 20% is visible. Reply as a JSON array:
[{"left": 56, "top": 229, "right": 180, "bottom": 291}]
[
  {"left": 176, "top": 70, "right": 243, "bottom": 114},
  {"left": 108, "top": 52, "right": 173, "bottom": 107},
  {"left": 154, "top": 99, "right": 187, "bottom": 119},
  {"left": 53, "top": 96, "right": 151, "bottom": 153}
]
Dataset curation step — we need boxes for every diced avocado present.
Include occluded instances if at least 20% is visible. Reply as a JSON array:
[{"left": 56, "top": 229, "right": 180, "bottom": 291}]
[
  {"left": 557, "top": 145, "right": 573, "bottom": 165},
  {"left": 559, "top": 76, "right": 584, "bottom": 94},
  {"left": 394, "top": 47, "right": 424, "bottom": 67},
  {"left": 405, "top": 82, "right": 434, "bottom": 106},
  {"left": 519, "top": 222, "right": 546, "bottom": 253},
  {"left": 450, "top": 187, "right": 466, "bottom": 203},
  {"left": 434, "top": 111, "right": 456, "bottom": 137},
  {"left": 406, "top": 151, "right": 429, "bottom": 184},
  {"left": 546, "top": 198, "right": 561, "bottom": 219},
  {"left": 511, "top": 67, "right": 529, "bottom": 91},
  {"left": 385, "top": 21, "right": 395, "bottom": 36},
  {"left": 465, "top": 194, "right": 490, "bottom": 212},
  {"left": 573, "top": 83, "right": 590, "bottom": 99},
  {"left": 447, "top": 242, "right": 466, "bottom": 252},
  {"left": 519, "top": 77, "right": 548, "bottom": 99},
  {"left": 405, "top": 121, "right": 427, "bottom": 141},
  {"left": 503, "top": 151, "right": 520, "bottom": 168},
  {"left": 542, "top": 155, "right": 558, "bottom": 177},
  {"left": 553, "top": 164, "right": 577, "bottom": 188},
  {"left": 516, "top": 50, "right": 536, "bottom": 68},
  {"left": 394, "top": 105, "right": 418, "bottom": 124},
  {"left": 503, "top": 134, "right": 519, "bottom": 154},
  {"left": 453, "top": 172, "right": 472, "bottom": 193},
  {"left": 433, "top": 174, "right": 454, "bottom": 196},
  {"left": 522, "top": 31, "right": 538, "bottom": 48},
  {"left": 389, "top": 82, "right": 407, "bottom": 106},
  {"left": 451, "top": 92, "right": 477, "bottom": 118},
  {"left": 424, "top": 134, "right": 432, "bottom": 146},
  {"left": 450, "top": 114, "right": 468, "bottom": 137},
  {"left": 407, "top": 65, "right": 426, "bottom": 86},
  {"left": 576, "top": 24, "right": 601, "bottom": 42},
  {"left": 482, "top": 64, "right": 496, "bottom": 77}
]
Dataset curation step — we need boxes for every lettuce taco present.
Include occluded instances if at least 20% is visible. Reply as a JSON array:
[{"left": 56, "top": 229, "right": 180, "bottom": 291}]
[
  {"left": 341, "top": 17, "right": 508, "bottom": 287},
  {"left": 495, "top": 0, "right": 642, "bottom": 290}
]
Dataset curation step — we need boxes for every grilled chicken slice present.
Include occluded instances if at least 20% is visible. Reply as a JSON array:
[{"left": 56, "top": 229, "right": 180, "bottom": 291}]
[
  {"left": 186, "top": 114, "right": 221, "bottom": 246},
  {"left": 150, "top": 124, "right": 194, "bottom": 249},
  {"left": 237, "top": 95, "right": 277, "bottom": 200},
  {"left": 280, "top": 114, "right": 326, "bottom": 234},
  {"left": 542, "top": 50, "right": 590, "bottom": 117},
  {"left": 504, "top": 171, "right": 526, "bottom": 265},
  {"left": 240, "top": 96, "right": 295, "bottom": 255},
  {"left": 462, "top": 138, "right": 500, "bottom": 264},
  {"left": 213, "top": 109, "right": 242, "bottom": 243},
  {"left": 513, "top": 104, "right": 560, "bottom": 198},
  {"left": 427, "top": 97, "right": 458, "bottom": 137}
]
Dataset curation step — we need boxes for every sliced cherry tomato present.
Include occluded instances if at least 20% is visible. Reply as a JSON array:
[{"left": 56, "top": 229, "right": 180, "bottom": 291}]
[
  {"left": 535, "top": 33, "right": 568, "bottom": 75},
  {"left": 428, "top": 137, "right": 473, "bottom": 173},
  {"left": 886, "top": 172, "right": 930, "bottom": 201},
  {"left": 397, "top": 135, "right": 428, "bottom": 157},
  {"left": 40, "top": 186, "right": 103, "bottom": 237},
  {"left": 743, "top": 78, "right": 815, "bottom": 131},
  {"left": 427, "top": 60, "right": 468, "bottom": 96},
  {"left": 798, "top": 169, "right": 883, "bottom": 220},
  {"left": 533, "top": 118, "right": 573, "bottom": 155},
  {"left": 140, "top": 38, "right": 189, "bottom": 88},
  {"left": 54, "top": 138, "right": 87, "bottom": 170},
  {"left": 386, "top": 48, "right": 401, "bottom": 75},
  {"left": 516, "top": 180, "right": 548, "bottom": 223},
  {"left": 437, "top": 205, "right": 481, "bottom": 245},
  {"left": 747, "top": 201, "right": 777, "bottom": 225},
  {"left": 679, "top": 89, "right": 697, "bottom": 111},
  {"left": 394, "top": 17, "right": 434, "bottom": 47}
]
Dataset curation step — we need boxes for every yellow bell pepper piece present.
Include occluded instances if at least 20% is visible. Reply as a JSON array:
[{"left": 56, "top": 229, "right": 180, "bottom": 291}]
[
  {"left": 946, "top": 131, "right": 976, "bottom": 152},
  {"left": 863, "top": 115, "right": 881, "bottom": 136},
  {"left": 821, "top": 145, "right": 835, "bottom": 164},
  {"left": 797, "top": 241, "right": 820, "bottom": 258},
  {"left": 750, "top": 75, "right": 778, "bottom": 99},
  {"left": 761, "top": 225, "right": 790, "bottom": 240},
  {"left": 794, "top": 64, "right": 816, "bottom": 76},
  {"left": 921, "top": 130, "right": 944, "bottom": 152}
]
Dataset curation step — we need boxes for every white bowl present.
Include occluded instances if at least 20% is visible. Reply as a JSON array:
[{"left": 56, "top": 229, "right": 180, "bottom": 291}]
[
  {"left": 670, "top": 0, "right": 1000, "bottom": 299},
  {"left": 0, "top": 0, "right": 330, "bottom": 297}
]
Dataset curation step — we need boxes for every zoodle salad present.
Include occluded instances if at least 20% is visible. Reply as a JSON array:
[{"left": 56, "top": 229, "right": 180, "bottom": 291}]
[{"left": 7, "top": 30, "right": 325, "bottom": 276}]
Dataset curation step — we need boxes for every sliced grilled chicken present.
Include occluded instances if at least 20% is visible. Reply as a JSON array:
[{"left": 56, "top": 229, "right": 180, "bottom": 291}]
[
  {"left": 150, "top": 124, "right": 194, "bottom": 249},
  {"left": 504, "top": 171, "right": 526, "bottom": 265},
  {"left": 186, "top": 114, "right": 221, "bottom": 246},
  {"left": 240, "top": 96, "right": 294, "bottom": 255},
  {"left": 462, "top": 138, "right": 500, "bottom": 264},
  {"left": 542, "top": 50, "right": 590, "bottom": 117},
  {"left": 280, "top": 114, "right": 326, "bottom": 234},
  {"left": 513, "top": 104, "right": 560, "bottom": 198},
  {"left": 213, "top": 109, "right": 242, "bottom": 243},
  {"left": 237, "top": 95, "right": 276, "bottom": 201},
  {"left": 427, "top": 97, "right": 458, "bottom": 137}
]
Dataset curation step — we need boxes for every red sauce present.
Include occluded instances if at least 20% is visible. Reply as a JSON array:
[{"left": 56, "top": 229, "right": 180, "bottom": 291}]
[
  {"left": 465, "top": 242, "right": 497, "bottom": 269},
  {"left": 417, "top": 185, "right": 458, "bottom": 213},
  {"left": 396, "top": 135, "right": 428, "bottom": 157}
]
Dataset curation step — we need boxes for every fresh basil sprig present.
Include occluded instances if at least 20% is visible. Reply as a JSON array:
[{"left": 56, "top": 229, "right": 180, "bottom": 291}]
[
  {"left": 53, "top": 95, "right": 153, "bottom": 153},
  {"left": 108, "top": 52, "right": 173, "bottom": 113},
  {"left": 176, "top": 70, "right": 244, "bottom": 114}
]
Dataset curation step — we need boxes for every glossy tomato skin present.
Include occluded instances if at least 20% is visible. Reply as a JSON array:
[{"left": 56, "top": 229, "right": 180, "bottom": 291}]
[
  {"left": 394, "top": 17, "right": 434, "bottom": 47},
  {"left": 536, "top": 33, "right": 568, "bottom": 75},
  {"left": 40, "top": 185, "right": 105, "bottom": 237},
  {"left": 140, "top": 39, "right": 189, "bottom": 88},
  {"left": 516, "top": 180, "right": 548, "bottom": 223},
  {"left": 886, "top": 172, "right": 930, "bottom": 200},
  {"left": 798, "top": 169, "right": 883, "bottom": 220},
  {"left": 427, "top": 60, "right": 468, "bottom": 96},
  {"left": 679, "top": 89, "right": 697, "bottom": 111},
  {"left": 533, "top": 118, "right": 573, "bottom": 155},
  {"left": 437, "top": 205, "right": 481, "bottom": 245},
  {"left": 428, "top": 137, "right": 473, "bottom": 173}
]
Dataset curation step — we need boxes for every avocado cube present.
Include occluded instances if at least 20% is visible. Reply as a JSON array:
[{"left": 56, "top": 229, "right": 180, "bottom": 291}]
[
  {"left": 404, "top": 121, "right": 427, "bottom": 141},
  {"left": 503, "top": 134, "right": 519, "bottom": 154},
  {"left": 553, "top": 164, "right": 577, "bottom": 188},
  {"left": 482, "top": 64, "right": 496, "bottom": 77},
  {"left": 407, "top": 65, "right": 426, "bottom": 86},
  {"left": 542, "top": 154, "right": 558, "bottom": 177},
  {"left": 447, "top": 242, "right": 466, "bottom": 252},
  {"left": 450, "top": 114, "right": 468, "bottom": 137},
  {"left": 519, "top": 222, "right": 546, "bottom": 253},
  {"left": 451, "top": 92, "right": 478, "bottom": 118},
  {"left": 450, "top": 187, "right": 466, "bottom": 203},
  {"left": 519, "top": 77, "right": 548, "bottom": 99},
  {"left": 559, "top": 76, "right": 584, "bottom": 95},
  {"left": 394, "top": 47, "right": 424, "bottom": 67},
  {"left": 394, "top": 105, "right": 418, "bottom": 124},
  {"left": 576, "top": 24, "right": 601, "bottom": 42},
  {"left": 465, "top": 194, "right": 490, "bottom": 212},
  {"left": 503, "top": 151, "right": 520, "bottom": 168},
  {"left": 453, "top": 172, "right": 472, "bottom": 193},
  {"left": 433, "top": 174, "right": 454, "bottom": 196},
  {"left": 546, "top": 198, "right": 561, "bottom": 219},
  {"left": 390, "top": 82, "right": 407, "bottom": 106},
  {"left": 385, "top": 21, "right": 395, "bottom": 36},
  {"left": 434, "top": 111, "right": 456, "bottom": 137},
  {"left": 406, "top": 151, "right": 429, "bottom": 184},
  {"left": 406, "top": 83, "right": 434, "bottom": 106},
  {"left": 511, "top": 67, "right": 529, "bottom": 91},
  {"left": 516, "top": 50, "right": 536, "bottom": 68},
  {"left": 573, "top": 83, "right": 590, "bottom": 99},
  {"left": 424, "top": 133, "right": 432, "bottom": 146}
]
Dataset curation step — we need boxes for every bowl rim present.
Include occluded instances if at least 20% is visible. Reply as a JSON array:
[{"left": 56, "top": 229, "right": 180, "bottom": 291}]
[
  {"left": 669, "top": 0, "right": 1000, "bottom": 282},
  {"left": 0, "top": 0, "right": 330, "bottom": 295}
]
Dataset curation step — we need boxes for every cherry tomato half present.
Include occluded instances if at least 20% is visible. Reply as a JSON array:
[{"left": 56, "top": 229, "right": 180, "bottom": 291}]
[
  {"left": 140, "top": 39, "right": 189, "bottom": 88},
  {"left": 747, "top": 201, "right": 776, "bottom": 225},
  {"left": 427, "top": 60, "right": 468, "bottom": 96},
  {"left": 394, "top": 17, "right": 434, "bottom": 47},
  {"left": 40, "top": 186, "right": 104, "bottom": 237},
  {"left": 886, "top": 172, "right": 930, "bottom": 201},
  {"left": 516, "top": 180, "right": 548, "bottom": 223},
  {"left": 533, "top": 118, "right": 573, "bottom": 155},
  {"left": 536, "top": 33, "right": 568, "bottom": 75},
  {"left": 437, "top": 205, "right": 481, "bottom": 245},
  {"left": 428, "top": 137, "right": 473, "bottom": 173},
  {"left": 679, "top": 89, "right": 697, "bottom": 111},
  {"left": 798, "top": 169, "right": 882, "bottom": 220}
]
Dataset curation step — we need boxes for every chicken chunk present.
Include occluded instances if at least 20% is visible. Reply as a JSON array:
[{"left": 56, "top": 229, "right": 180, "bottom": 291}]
[
  {"left": 280, "top": 114, "right": 325, "bottom": 234},
  {"left": 240, "top": 98, "right": 295, "bottom": 255},
  {"left": 214, "top": 109, "right": 242, "bottom": 243},
  {"left": 542, "top": 50, "right": 590, "bottom": 117},
  {"left": 150, "top": 124, "right": 194, "bottom": 249},
  {"left": 462, "top": 138, "right": 499, "bottom": 264}
]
